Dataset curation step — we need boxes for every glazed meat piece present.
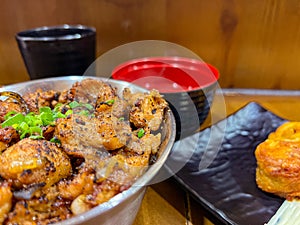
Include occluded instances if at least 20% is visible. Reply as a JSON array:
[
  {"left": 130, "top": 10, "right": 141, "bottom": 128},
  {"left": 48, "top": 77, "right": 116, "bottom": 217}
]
[
  {"left": 68, "top": 78, "right": 117, "bottom": 107},
  {"left": 95, "top": 96, "right": 129, "bottom": 119},
  {"left": 70, "top": 155, "right": 147, "bottom": 215},
  {"left": 255, "top": 121, "right": 300, "bottom": 200},
  {"left": 0, "top": 91, "right": 29, "bottom": 117},
  {"left": 126, "top": 132, "right": 162, "bottom": 155},
  {"left": 124, "top": 89, "right": 168, "bottom": 131},
  {"left": 54, "top": 114, "right": 131, "bottom": 156},
  {"left": 0, "top": 138, "right": 72, "bottom": 189},
  {"left": 0, "top": 181, "right": 12, "bottom": 224},
  {"left": 0, "top": 127, "right": 20, "bottom": 152},
  {"left": 6, "top": 186, "right": 72, "bottom": 225},
  {"left": 69, "top": 178, "right": 121, "bottom": 216},
  {"left": 0, "top": 100, "right": 23, "bottom": 123},
  {"left": 22, "top": 88, "right": 60, "bottom": 113},
  {"left": 58, "top": 167, "right": 95, "bottom": 200},
  {"left": 54, "top": 114, "right": 102, "bottom": 157}
]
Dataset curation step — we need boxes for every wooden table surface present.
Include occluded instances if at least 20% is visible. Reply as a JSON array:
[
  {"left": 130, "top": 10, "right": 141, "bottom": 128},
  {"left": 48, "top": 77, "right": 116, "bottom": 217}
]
[{"left": 132, "top": 89, "right": 300, "bottom": 225}]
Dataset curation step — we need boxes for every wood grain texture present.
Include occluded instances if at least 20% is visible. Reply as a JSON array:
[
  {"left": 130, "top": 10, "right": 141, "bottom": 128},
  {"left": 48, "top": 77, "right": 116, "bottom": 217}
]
[
  {"left": 133, "top": 187, "right": 187, "bottom": 225},
  {"left": 1, "top": 0, "right": 300, "bottom": 89}
]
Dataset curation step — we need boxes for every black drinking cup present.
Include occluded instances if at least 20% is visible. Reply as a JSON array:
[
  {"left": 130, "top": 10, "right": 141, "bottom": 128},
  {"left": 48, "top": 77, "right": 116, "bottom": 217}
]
[{"left": 16, "top": 24, "right": 96, "bottom": 80}]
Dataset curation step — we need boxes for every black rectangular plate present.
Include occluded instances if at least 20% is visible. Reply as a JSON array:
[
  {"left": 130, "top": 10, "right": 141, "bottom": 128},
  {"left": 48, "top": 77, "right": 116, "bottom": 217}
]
[{"left": 165, "top": 102, "right": 287, "bottom": 225}]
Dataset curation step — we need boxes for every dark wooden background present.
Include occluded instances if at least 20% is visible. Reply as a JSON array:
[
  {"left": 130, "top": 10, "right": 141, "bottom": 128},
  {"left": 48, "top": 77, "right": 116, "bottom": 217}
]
[{"left": 1, "top": 0, "right": 300, "bottom": 89}]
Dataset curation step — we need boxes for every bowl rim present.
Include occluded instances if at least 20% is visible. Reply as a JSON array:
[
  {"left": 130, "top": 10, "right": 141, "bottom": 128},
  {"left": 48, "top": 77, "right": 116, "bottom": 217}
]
[
  {"left": 0, "top": 76, "right": 176, "bottom": 225},
  {"left": 15, "top": 24, "right": 96, "bottom": 41}
]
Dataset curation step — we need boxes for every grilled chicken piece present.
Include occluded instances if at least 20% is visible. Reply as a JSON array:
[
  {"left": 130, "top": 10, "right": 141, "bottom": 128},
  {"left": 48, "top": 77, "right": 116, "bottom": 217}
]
[
  {"left": 70, "top": 171, "right": 132, "bottom": 215},
  {"left": 0, "top": 138, "right": 72, "bottom": 189},
  {"left": 0, "top": 181, "right": 12, "bottom": 224},
  {"left": 58, "top": 168, "right": 96, "bottom": 216},
  {"left": 55, "top": 114, "right": 131, "bottom": 155},
  {"left": 58, "top": 167, "right": 95, "bottom": 200},
  {"left": 95, "top": 96, "right": 129, "bottom": 119},
  {"left": 69, "top": 152, "right": 147, "bottom": 215},
  {"left": 0, "top": 127, "right": 20, "bottom": 152},
  {"left": 7, "top": 200, "right": 71, "bottom": 225},
  {"left": 58, "top": 89, "right": 70, "bottom": 104},
  {"left": 22, "top": 88, "right": 60, "bottom": 113},
  {"left": 90, "top": 179, "right": 122, "bottom": 205},
  {"left": 67, "top": 78, "right": 117, "bottom": 107},
  {"left": 124, "top": 89, "right": 168, "bottom": 131},
  {"left": 96, "top": 133, "right": 162, "bottom": 184},
  {"left": 7, "top": 185, "right": 72, "bottom": 225},
  {"left": 0, "top": 100, "right": 23, "bottom": 123},
  {"left": 126, "top": 132, "right": 162, "bottom": 155},
  {"left": 98, "top": 115, "right": 132, "bottom": 150},
  {"left": 95, "top": 133, "right": 161, "bottom": 186}
]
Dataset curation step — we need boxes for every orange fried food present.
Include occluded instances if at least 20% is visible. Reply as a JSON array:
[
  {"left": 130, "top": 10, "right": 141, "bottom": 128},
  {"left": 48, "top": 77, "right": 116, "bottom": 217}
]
[
  {"left": 124, "top": 89, "right": 168, "bottom": 131},
  {"left": 0, "top": 100, "right": 23, "bottom": 123},
  {"left": 0, "top": 182, "right": 12, "bottom": 224},
  {"left": 22, "top": 88, "right": 61, "bottom": 113},
  {"left": 0, "top": 138, "right": 72, "bottom": 189},
  {"left": 255, "top": 121, "right": 300, "bottom": 200}
]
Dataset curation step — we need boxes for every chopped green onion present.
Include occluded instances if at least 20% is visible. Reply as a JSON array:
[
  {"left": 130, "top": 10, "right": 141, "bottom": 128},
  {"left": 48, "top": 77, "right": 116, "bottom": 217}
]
[
  {"left": 50, "top": 137, "right": 61, "bottom": 144},
  {"left": 12, "top": 124, "right": 19, "bottom": 130},
  {"left": 1, "top": 101, "right": 95, "bottom": 140},
  {"left": 19, "top": 121, "right": 29, "bottom": 131},
  {"left": 68, "top": 101, "right": 94, "bottom": 117},
  {"left": 4, "top": 111, "right": 18, "bottom": 120},
  {"left": 81, "top": 103, "right": 94, "bottom": 111},
  {"left": 137, "top": 128, "right": 145, "bottom": 138},
  {"left": 29, "top": 134, "right": 44, "bottom": 140},
  {"left": 105, "top": 99, "right": 115, "bottom": 105},
  {"left": 65, "top": 110, "right": 73, "bottom": 116},
  {"left": 29, "top": 126, "right": 43, "bottom": 135},
  {"left": 53, "top": 103, "right": 63, "bottom": 112},
  {"left": 20, "top": 130, "right": 30, "bottom": 139},
  {"left": 39, "top": 106, "right": 52, "bottom": 114},
  {"left": 69, "top": 101, "right": 80, "bottom": 109},
  {"left": 53, "top": 112, "right": 66, "bottom": 119},
  {"left": 68, "top": 101, "right": 94, "bottom": 111},
  {"left": 2, "top": 113, "right": 25, "bottom": 127},
  {"left": 79, "top": 110, "right": 90, "bottom": 116},
  {"left": 40, "top": 112, "right": 54, "bottom": 126}
]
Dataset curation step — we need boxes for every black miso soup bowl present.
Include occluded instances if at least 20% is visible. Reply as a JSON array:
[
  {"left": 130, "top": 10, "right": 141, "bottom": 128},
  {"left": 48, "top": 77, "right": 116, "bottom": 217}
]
[{"left": 112, "top": 56, "right": 219, "bottom": 140}]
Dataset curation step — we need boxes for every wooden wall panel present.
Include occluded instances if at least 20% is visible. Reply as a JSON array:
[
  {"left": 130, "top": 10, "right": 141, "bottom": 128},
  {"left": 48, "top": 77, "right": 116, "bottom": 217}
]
[{"left": 1, "top": 0, "right": 300, "bottom": 89}]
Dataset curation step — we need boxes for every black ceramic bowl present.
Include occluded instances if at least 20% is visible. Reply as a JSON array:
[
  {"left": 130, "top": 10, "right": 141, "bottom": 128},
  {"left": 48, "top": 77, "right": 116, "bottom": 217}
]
[
  {"left": 112, "top": 56, "right": 220, "bottom": 139},
  {"left": 15, "top": 24, "right": 96, "bottom": 80}
]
